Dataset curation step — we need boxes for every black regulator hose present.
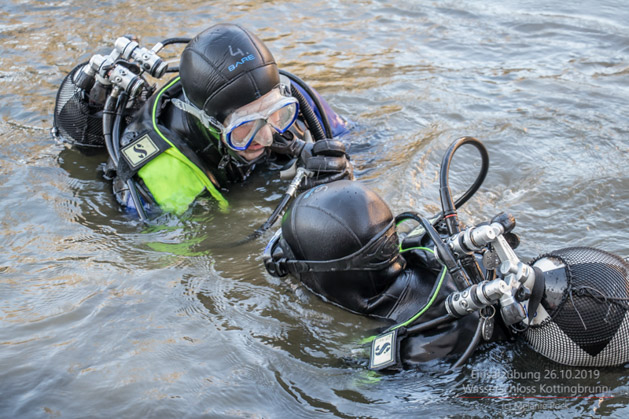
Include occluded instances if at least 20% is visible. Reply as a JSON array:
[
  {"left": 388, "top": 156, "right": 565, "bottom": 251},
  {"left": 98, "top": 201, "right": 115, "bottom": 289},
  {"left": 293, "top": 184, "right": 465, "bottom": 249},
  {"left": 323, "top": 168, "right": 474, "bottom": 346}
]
[
  {"left": 450, "top": 317, "right": 483, "bottom": 370},
  {"left": 439, "top": 137, "right": 489, "bottom": 284},
  {"left": 289, "top": 85, "right": 327, "bottom": 141},
  {"left": 102, "top": 95, "right": 119, "bottom": 164},
  {"left": 395, "top": 211, "right": 470, "bottom": 290},
  {"left": 279, "top": 69, "right": 332, "bottom": 140},
  {"left": 156, "top": 38, "right": 191, "bottom": 73},
  {"left": 112, "top": 92, "right": 129, "bottom": 162},
  {"left": 159, "top": 37, "right": 191, "bottom": 47},
  {"left": 108, "top": 91, "right": 148, "bottom": 222},
  {"left": 439, "top": 136, "right": 489, "bottom": 235},
  {"left": 150, "top": 38, "right": 191, "bottom": 74},
  {"left": 405, "top": 313, "right": 456, "bottom": 335}
]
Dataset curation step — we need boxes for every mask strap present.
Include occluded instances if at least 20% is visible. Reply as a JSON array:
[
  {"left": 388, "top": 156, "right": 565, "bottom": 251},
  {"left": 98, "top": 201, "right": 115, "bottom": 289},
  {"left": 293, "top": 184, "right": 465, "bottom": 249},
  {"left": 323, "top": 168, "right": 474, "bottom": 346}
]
[
  {"left": 171, "top": 97, "right": 223, "bottom": 134},
  {"left": 264, "top": 221, "right": 400, "bottom": 277}
]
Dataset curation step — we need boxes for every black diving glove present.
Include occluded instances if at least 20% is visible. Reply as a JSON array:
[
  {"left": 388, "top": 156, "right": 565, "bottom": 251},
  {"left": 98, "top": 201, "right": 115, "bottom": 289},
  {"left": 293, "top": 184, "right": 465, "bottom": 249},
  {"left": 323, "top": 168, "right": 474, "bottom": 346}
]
[
  {"left": 270, "top": 132, "right": 354, "bottom": 190},
  {"left": 298, "top": 139, "right": 354, "bottom": 191}
]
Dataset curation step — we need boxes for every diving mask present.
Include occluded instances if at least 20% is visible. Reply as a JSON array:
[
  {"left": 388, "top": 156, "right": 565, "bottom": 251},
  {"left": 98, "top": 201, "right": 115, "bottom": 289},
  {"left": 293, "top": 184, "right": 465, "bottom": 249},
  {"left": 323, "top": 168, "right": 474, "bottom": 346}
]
[
  {"left": 221, "top": 88, "right": 299, "bottom": 151},
  {"left": 172, "top": 87, "right": 299, "bottom": 152}
]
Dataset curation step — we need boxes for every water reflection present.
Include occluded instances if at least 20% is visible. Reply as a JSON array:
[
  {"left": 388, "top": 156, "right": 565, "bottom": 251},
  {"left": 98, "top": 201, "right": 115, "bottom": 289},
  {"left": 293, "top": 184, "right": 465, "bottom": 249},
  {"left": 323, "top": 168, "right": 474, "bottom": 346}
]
[{"left": 1, "top": 0, "right": 629, "bottom": 417}]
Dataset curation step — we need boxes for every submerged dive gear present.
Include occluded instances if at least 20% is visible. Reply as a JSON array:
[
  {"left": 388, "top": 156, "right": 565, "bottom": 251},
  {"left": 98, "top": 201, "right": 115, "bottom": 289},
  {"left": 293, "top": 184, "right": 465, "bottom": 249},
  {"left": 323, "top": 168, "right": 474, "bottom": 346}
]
[
  {"left": 53, "top": 23, "right": 351, "bottom": 221},
  {"left": 267, "top": 136, "right": 629, "bottom": 371},
  {"left": 264, "top": 179, "right": 481, "bottom": 369}
]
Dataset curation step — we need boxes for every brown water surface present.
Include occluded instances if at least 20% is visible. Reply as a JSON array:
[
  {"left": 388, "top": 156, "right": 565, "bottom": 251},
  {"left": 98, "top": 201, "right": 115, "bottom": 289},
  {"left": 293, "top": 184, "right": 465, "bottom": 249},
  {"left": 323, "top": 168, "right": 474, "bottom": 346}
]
[{"left": 1, "top": 1, "right": 628, "bottom": 417}]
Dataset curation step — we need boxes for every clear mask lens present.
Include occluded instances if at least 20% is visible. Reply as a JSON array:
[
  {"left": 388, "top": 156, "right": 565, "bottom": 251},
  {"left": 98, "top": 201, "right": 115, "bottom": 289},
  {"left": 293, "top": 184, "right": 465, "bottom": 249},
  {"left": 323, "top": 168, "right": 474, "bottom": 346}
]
[
  {"left": 267, "top": 102, "right": 298, "bottom": 131},
  {"left": 223, "top": 89, "right": 299, "bottom": 151},
  {"left": 228, "top": 120, "right": 265, "bottom": 149}
]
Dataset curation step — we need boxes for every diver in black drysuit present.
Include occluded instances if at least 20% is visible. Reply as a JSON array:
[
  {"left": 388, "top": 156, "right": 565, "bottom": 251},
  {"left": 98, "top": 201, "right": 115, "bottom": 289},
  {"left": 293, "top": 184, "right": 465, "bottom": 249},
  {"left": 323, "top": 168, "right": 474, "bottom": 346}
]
[
  {"left": 264, "top": 180, "right": 509, "bottom": 369},
  {"left": 265, "top": 177, "right": 629, "bottom": 370}
]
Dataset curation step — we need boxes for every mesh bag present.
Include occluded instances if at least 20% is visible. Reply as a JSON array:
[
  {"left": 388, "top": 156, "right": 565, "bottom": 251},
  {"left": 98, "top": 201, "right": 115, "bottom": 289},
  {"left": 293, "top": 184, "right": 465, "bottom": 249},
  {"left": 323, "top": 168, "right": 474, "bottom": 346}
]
[
  {"left": 51, "top": 62, "right": 153, "bottom": 148},
  {"left": 524, "top": 247, "right": 629, "bottom": 366},
  {"left": 52, "top": 62, "right": 110, "bottom": 147}
]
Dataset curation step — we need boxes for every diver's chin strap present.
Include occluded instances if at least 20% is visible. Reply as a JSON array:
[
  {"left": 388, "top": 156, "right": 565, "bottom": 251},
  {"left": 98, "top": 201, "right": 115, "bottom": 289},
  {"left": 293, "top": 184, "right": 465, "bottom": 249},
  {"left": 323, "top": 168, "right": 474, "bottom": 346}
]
[{"left": 171, "top": 97, "right": 223, "bottom": 134}]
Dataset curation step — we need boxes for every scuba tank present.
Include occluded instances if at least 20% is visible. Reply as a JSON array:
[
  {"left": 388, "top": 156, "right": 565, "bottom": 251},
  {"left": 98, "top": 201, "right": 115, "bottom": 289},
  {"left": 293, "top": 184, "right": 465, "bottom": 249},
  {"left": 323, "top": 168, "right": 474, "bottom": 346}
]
[
  {"left": 51, "top": 35, "right": 189, "bottom": 221},
  {"left": 52, "top": 35, "right": 180, "bottom": 149},
  {"left": 526, "top": 247, "right": 629, "bottom": 366},
  {"left": 389, "top": 137, "right": 629, "bottom": 369}
]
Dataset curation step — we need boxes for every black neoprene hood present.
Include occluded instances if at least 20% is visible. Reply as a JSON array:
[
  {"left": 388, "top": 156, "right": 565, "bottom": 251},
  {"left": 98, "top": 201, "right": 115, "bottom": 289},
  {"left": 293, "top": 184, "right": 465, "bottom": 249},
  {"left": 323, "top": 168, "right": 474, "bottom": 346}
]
[
  {"left": 179, "top": 23, "right": 280, "bottom": 123},
  {"left": 278, "top": 180, "right": 405, "bottom": 308},
  {"left": 282, "top": 180, "right": 397, "bottom": 264}
]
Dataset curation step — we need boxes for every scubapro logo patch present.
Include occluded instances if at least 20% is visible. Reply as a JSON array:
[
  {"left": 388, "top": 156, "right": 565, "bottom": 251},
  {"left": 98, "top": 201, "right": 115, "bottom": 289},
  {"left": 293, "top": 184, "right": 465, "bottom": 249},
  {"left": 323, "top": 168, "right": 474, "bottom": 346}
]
[
  {"left": 122, "top": 134, "right": 159, "bottom": 168},
  {"left": 228, "top": 54, "right": 256, "bottom": 72},
  {"left": 369, "top": 329, "right": 398, "bottom": 370},
  {"left": 375, "top": 342, "right": 391, "bottom": 356}
]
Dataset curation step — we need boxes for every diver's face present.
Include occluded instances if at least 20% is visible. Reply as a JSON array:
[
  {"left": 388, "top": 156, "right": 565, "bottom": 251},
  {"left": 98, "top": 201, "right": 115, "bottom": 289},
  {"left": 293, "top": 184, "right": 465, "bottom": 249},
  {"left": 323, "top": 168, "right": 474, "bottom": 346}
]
[
  {"left": 230, "top": 125, "right": 273, "bottom": 161},
  {"left": 221, "top": 88, "right": 299, "bottom": 161}
]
